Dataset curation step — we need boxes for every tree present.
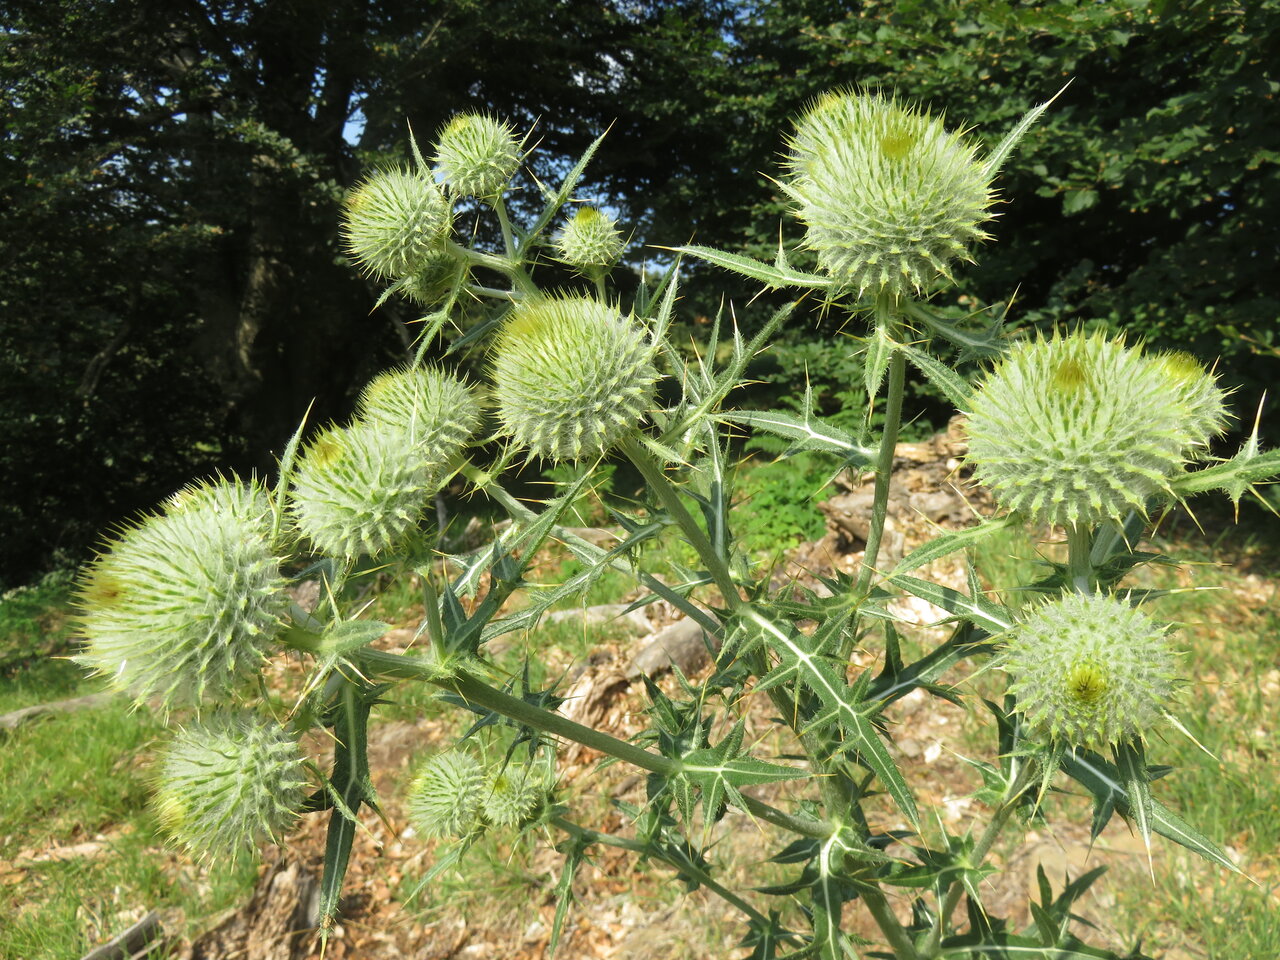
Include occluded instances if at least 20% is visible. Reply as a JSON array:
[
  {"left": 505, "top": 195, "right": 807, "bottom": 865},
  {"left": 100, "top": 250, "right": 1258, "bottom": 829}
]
[{"left": 0, "top": 0, "right": 734, "bottom": 587}]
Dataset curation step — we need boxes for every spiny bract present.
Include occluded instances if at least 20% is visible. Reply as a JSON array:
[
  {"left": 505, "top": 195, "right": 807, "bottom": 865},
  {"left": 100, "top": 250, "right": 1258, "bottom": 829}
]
[
  {"left": 356, "top": 364, "right": 482, "bottom": 456},
  {"left": 341, "top": 167, "right": 451, "bottom": 281},
  {"left": 783, "top": 90, "right": 994, "bottom": 300},
  {"left": 554, "top": 206, "right": 624, "bottom": 273},
  {"left": 491, "top": 295, "right": 658, "bottom": 461},
  {"left": 481, "top": 763, "right": 544, "bottom": 827},
  {"left": 291, "top": 419, "right": 444, "bottom": 559},
  {"left": 1000, "top": 592, "right": 1177, "bottom": 749},
  {"left": 408, "top": 752, "right": 487, "bottom": 838},
  {"left": 965, "top": 332, "right": 1226, "bottom": 526},
  {"left": 399, "top": 248, "right": 465, "bottom": 308},
  {"left": 75, "top": 477, "right": 286, "bottom": 711},
  {"left": 152, "top": 714, "right": 308, "bottom": 861},
  {"left": 434, "top": 113, "right": 521, "bottom": 199}
]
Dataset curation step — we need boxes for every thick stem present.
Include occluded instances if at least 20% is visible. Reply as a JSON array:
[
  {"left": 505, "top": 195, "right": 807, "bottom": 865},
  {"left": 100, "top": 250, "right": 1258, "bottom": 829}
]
[
  {"left": 853, "top": 298, "right": 907, "bottom": 604},
  {"left": 1066, "top": 523, "right": 1094, "bottom": 594},
  {"left": 446, "top": 238, "right": 536, "bottom": 296},
  {"left": 551, "top": 816, "right": 770, "bottom": 926},
  {"left": 862, "top": 886, "right": 921, "bottom": 960},
  {"left": 618, "top": 436, "right": 742, "bottom": 609},
  {"left": 357, "top": 650, "right": 832, "bottom": 840}
]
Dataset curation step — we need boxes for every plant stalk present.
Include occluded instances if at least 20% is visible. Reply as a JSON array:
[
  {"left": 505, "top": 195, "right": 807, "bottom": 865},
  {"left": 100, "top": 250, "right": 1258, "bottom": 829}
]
[
  {"left": 921, "top": 760, "right": 1037, "bottom": 956},
  {"left": 618, "top": 436, "right": 742, "bottom": 609},
  {"left": 1066, "top": 523, "right": 1094, "bottom": 594}
]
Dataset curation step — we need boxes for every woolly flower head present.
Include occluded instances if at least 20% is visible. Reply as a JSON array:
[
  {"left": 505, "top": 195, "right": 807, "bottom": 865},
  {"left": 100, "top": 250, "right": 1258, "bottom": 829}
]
[
  {"left": 341, "top": 167, "right": 451, "bottom": 281},
  {"left": 783, "top": 90, "right": 994, "bottom": 300},
  {"left": 408, "top": 752, "right": 487, "bottom": 839},
  {"left": 491, "top": 295, "right": 658, "bottom": 461},
  {"left": 554, "top": 206, "right": 625, "bottom": 274},
  {"left": 1001, "top": 592, "right": 1177, "bottom": 749},
  {"left": 357, "top": 365, "right": 482, "bottom": 454},
  {"left": 434, "top": 113, "right": 521, "bottom": 199},
  {"left": 966, "top": 332, "right": 1227, "bottom": 526},
  {"left": 400, "top": 249, "right": 465, "bottom": 308},
  {"left": 292, "top": 367, "right": 479, "bottom": 558},
  {"left": 75, "top": 478, "right": 286, "bottom": 711},
  {"left": 152, "top": 714, "right": 308, "bottom": 861},
  {"left": 482, "top": 762, "right": 546, "bottom": 827}
]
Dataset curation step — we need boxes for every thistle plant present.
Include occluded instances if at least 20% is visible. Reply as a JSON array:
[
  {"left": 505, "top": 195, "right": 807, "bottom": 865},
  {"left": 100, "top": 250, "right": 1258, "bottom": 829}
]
[{"left": 72, "top": 89, "right": 1280, "bottom": 958}]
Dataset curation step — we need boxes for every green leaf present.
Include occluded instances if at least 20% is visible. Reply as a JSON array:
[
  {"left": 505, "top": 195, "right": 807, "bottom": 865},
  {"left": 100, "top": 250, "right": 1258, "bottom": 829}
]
[
  {"left": 740, "top": 609, "right": 919, "bottom": 828},
  {"left": 319, "top": 619, "right": 390, "bottom": 658},
  {"left": 719, "top": 409, "right": 875, "bottom": 463},
  {"left": 1171, "top": 434, "right": 1280, "bottom": 505},
  {"left": 1059, "top": 750, "right": 1244, "bottom": 875},
  {"left": 861, "top": 323, "right": 894, "bottom": 409},
  {"left": 672, "top": 244, "right": 834, "bottom": 290},
  {"left": 890, "top": 513, "right": 1020, "bottom": 577},
  {"left": 895, "top": 340, "right": 973, "bottom": 408},
  {"left": 1062, "top": 188, "right": 1099, "bottom": 215},
  {"left": 522, "top": 128, "right": 610, "bottom": 255},
  {"left": 940, "top": 932, "right": 1123, "bottom": 959},
  {"left": 549, "top": 834, "right": 590, "bottom": 957},
  {"left": 982, "top": 82, "right": 1070, "bottom": 181},
  {"left": 888, "top": 575, "right": 1015, "bottom": 634}
]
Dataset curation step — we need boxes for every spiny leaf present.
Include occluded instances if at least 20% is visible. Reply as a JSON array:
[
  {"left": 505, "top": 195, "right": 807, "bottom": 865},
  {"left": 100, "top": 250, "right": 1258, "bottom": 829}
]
[
  {"left": 888, "top": 574, "right": 1015, "bottom": 634},
  {"left": 895, "top": 339, "right": 974, "bottom": 408},
  {"left": 741, "top": 609, "right": 919, "bottom": 828},
  {"left": 719, "top": 409, "right": 875, "bottom": 463},
  {"left": 890, "top": 513, "right": 1019, "bottom": 577},
  {"left": 981, "top": 82, "right": 1071, "bottom": 181},
  {"left": 672, "top": 244, "right": 834, "bottom": 290}
]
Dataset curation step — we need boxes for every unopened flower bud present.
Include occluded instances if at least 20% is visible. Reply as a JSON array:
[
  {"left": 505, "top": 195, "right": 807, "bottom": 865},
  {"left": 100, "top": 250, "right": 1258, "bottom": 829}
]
[
  {"left": 434, "top": 113, "right": 521, "bottom": 199},
  {"left": 554, "top": 206, "right": 624, "bottom": 273},
  {"left": 783, "top": 91, "right": 994, "bottom": 299},
  {"left": 1001, "top": 592, "right": 1177, "bottom": 749},
  {"left": 75, "top": 478, "right": 286, "bottom": 711},
  {"left": 408, "top": 752, "right": 486, "bottom": 838},
  {"left": 965, "top": 332, "right": 1227, "bottom": 526},
  {"left": 481, "top": 763, "right": 545, "bottom": 827},
  {"left": 491, "top": 295, "right": 658, "bottom": 461},
  {"left": 152, "top": 714, "right": 308, "bottom": 861},
  {"left": 342, "top": 167, "right": 451, "bottom": 280},
  {"left": 357, "top": 365, "right": 482, "bottom": 456}
]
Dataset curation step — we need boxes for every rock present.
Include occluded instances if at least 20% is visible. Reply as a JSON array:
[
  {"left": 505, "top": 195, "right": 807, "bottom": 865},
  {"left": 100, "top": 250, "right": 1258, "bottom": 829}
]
[{"left": 625, "top": 618, "right": 719, "bottom": 680}]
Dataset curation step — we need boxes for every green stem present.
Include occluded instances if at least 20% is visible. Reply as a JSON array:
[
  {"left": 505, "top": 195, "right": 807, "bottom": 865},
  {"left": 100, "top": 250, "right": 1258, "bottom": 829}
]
[
  {"left": 457, "top": 461, "right": 721, "bottom": 634},
  {"left": 357, "top": 651, "right": 832, "bottom": 840},
  {"left": 446, "top": 238, "right": 536, "bottom": 296},
  {"left": 618, "top": 436, "right": 741, "bottom": 609},
  {"left": 862, "top": 885, "right": 921, "bottom": 960},
  {"left": 921, "top": 760, "right": 1037, "bottom": 957},
  {"left": 493, "top": 194, "right": 518, "bottom": 261},
  {"left": 853, "top": 297, "right": 907, "bottom": 605},
  {"left": 1066, "top": 523, "right": 1094, "bottom": 594},
  {"left": 465, "top": 283, "right": 521, "bottom": 302},
  {"left": 551, "top": 816, "right": 771, "bottom": 927}
]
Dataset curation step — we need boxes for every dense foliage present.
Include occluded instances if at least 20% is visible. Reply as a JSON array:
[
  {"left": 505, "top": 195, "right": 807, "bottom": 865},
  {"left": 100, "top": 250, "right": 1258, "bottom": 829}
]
[{"left": 3, "top": 0, "right": 1278, "bottom": 587}]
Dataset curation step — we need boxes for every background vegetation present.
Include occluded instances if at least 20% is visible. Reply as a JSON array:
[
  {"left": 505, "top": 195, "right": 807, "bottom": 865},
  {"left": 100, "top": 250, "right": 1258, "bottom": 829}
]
[{"left": 3, "top": 0, "right": 1278, "bottom": 587}]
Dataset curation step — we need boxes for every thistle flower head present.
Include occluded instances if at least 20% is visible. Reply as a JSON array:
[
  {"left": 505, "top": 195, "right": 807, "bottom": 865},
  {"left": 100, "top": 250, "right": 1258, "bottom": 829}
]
[
  {"left": 341, "top": 166, "right": 451, "bottom": 281},
  {"left": 554, "top": 206, "right": 625, "bottom": 273},
  {"left": 782, "top": 90, "right": 994, "bottom": 300},
  {"left": 291, "top": 419, "right": 444, "bottom": 559},
  {"left": 1001, "top": 592, "right": 1178, "bottom": 749},
  {"left": 481, "top": 763, "right": 545, "bottom": 827},
  {"left": 434, "top": 113, "right": 521, "bottom": 199},
  {"left": 491, "top": 295, "right": 658, "bottom": 461},
  {"left": 965, "top": 332, "right": 1227, "bottom": 526},
  {"left": 400, "top": 248, "right": 465, "bottom": 308},
  {"left": 152, "top": 714, "right": 308, "bottom": 861},
  {"left": 75, "top": 478, "right": 286, "bottom": 711},
  {"left": 357, "top": 365, "right": 482, "bottom": 456},
  {"left": 407, "top": 751, "right": 486, "bottom": 838}
]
